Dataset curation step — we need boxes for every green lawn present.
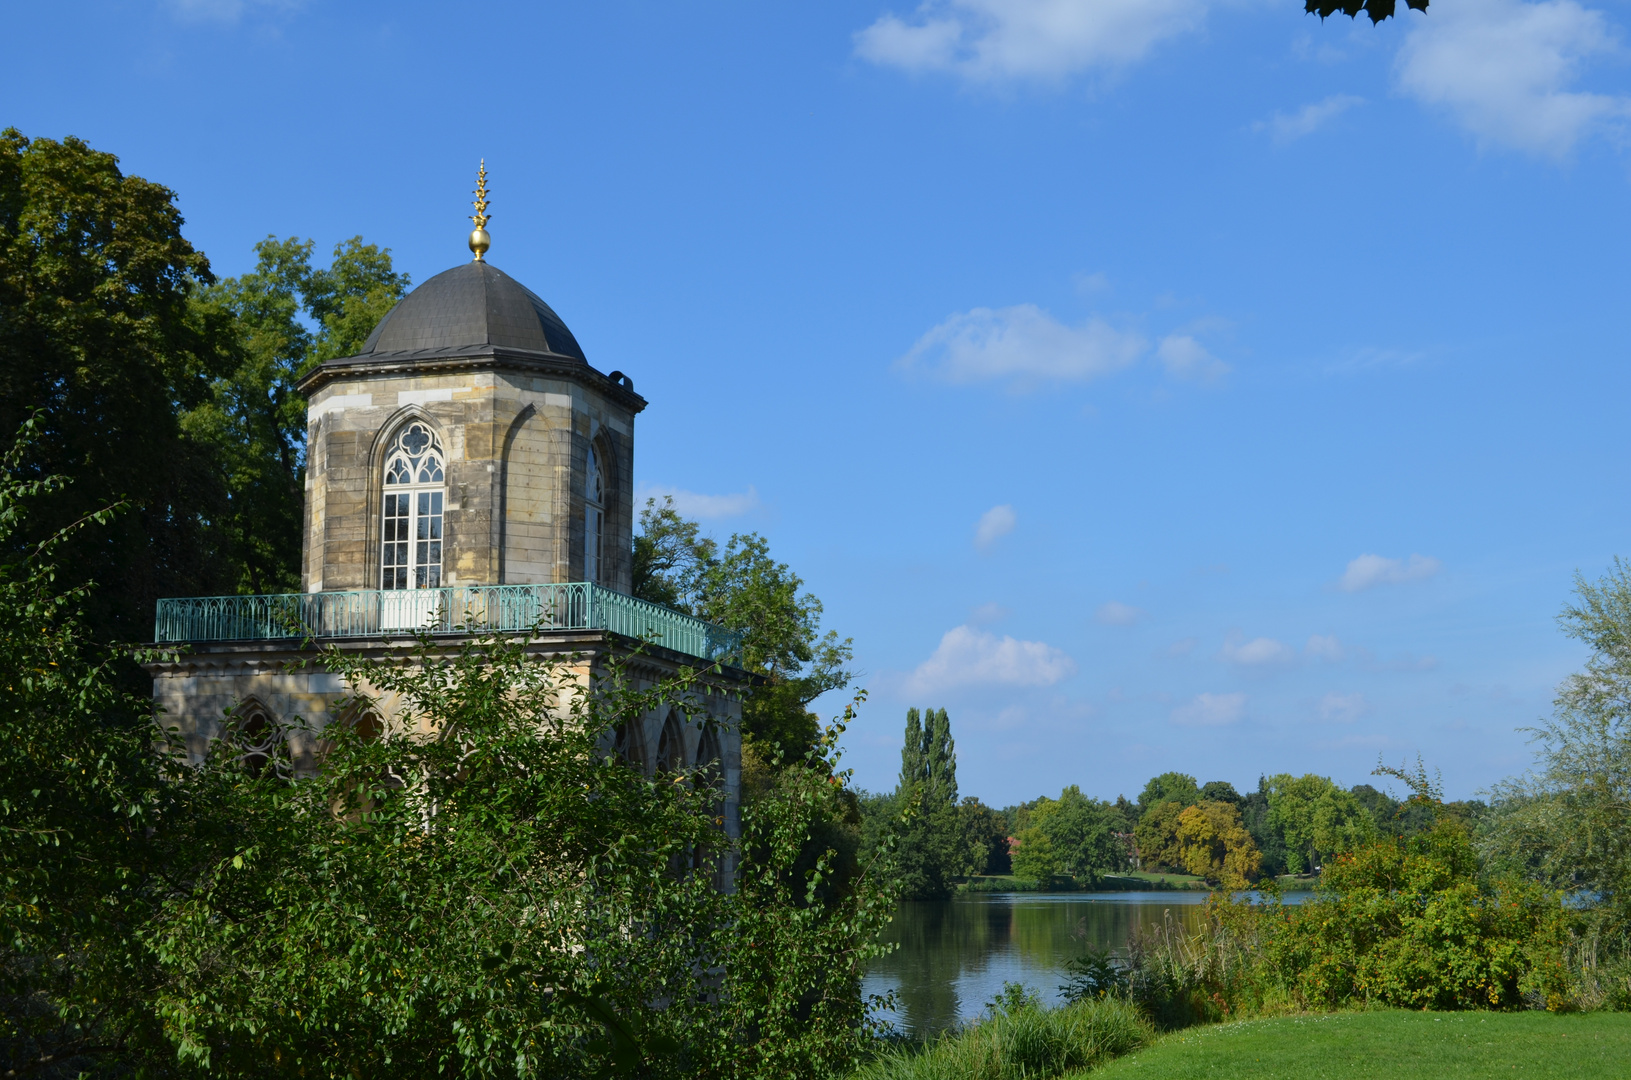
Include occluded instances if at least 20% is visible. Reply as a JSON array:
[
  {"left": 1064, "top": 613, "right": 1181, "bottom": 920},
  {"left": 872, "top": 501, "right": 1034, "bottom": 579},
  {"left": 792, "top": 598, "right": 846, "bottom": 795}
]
[{"left": 1088, "top": 1010, "right": 1631, "bottom": 1078}]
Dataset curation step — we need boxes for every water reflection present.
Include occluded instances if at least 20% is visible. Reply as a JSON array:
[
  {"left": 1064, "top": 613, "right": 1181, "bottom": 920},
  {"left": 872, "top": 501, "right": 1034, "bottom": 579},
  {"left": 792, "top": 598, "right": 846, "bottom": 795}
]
[{"left": 864, "top": 892, "right": 1299, "bottom": 1037}]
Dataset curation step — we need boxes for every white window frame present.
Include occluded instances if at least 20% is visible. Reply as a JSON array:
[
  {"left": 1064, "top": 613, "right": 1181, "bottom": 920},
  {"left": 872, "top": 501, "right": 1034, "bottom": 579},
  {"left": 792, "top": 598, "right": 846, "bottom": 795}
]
[{"left": 380, "top": 422, "right": 446, "bottom": 591}]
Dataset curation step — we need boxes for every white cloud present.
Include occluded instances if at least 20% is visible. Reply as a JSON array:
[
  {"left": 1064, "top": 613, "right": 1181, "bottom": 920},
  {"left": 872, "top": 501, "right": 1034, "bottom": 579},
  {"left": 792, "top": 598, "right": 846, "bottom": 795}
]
[
  {"left": 1096, "top": 600, "right": 1144, "bottom": 626},
  {"left": 1155, "top": 334, "right": 1229, "bottom": 381},
  {"left": 165, "top": 0, "right": 300, "bottom": 22},
  {"left": 1305, "top": 634, "right": 1345, "bottom": 662},
  {"left": 1167, "top": 637, "right": 1198, "bottom": 657},
  {"left": 1396, "top": 0, "right": 1630, "bottom": 158},
  {"left": 900, "top": 304, "right": 1145, "bottom": 388},
  {"left": 970, "top": 601, "right": 1011, "bottom": 624},
  {"left": 974, "top": 504, "right": 1017, "bottom": 552},
  {"left": 1338, "top": 553, "right": 1442, "bottom": 592},
  {"left": 906, "top": 625, "right": 1077, "bottom": 692},
  {"left": 637, "top": 484, "right": 760, "bottom": 520},
  {"left": 854, "top": 0, "right": 1206, "bottom": 85},
  {"left": 1318, "top": 691, "right": 1370, "bottom": 724},
  {"left": 1220, "top": 632, "right": 1296, "bottom": 667},
  {"left": 1254, "top": 94, "right": 1364, "bottom": 144},
  {"left": 1171, "top": 691, "right": 1247, "bottom": 727}
]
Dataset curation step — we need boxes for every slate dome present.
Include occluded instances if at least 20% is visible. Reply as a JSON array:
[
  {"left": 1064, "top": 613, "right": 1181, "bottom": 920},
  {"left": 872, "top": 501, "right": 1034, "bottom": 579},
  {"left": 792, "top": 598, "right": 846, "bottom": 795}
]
[{"left": 359, "top": 261, "right": 586, "bottom": 361}]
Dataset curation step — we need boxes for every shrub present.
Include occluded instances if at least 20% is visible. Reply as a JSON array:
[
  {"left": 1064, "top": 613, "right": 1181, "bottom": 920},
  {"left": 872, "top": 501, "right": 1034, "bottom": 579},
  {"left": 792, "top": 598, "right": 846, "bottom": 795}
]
[{"left": 853, "top": 996, "right": 1150, "bottom": 1080}]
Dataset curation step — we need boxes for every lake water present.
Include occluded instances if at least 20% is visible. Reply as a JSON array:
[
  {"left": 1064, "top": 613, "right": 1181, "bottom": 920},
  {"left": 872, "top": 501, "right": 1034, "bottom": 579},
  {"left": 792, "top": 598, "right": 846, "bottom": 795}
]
[{"left": 862, "top": 892, "right": 1303, "bottom": 1037}]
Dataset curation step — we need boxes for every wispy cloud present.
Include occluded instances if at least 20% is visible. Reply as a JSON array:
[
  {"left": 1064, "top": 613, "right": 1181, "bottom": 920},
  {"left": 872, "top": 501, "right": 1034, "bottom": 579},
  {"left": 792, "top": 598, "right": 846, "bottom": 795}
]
[
  {"left": 974, "top": 504, "right": 1017, "bottom": 552},
  {"left": 1396, "top": 0, "right": 1630, "bottom": 158},
  {"left": 1220, "top": 632, "right": 1297, "bottom": 667},
  {"left": 637, "top": 484, "right": 761, "bottom": 520},
  {"left": 906, "top": 625, "right": 1077, "bottom": 693},
  {"left": 1254, "top": 94, "right": 1364, "bottom": 144},
  {"left": 854, "top": 0, "right": 1207, "bottom": 86},
  {"left": 1096, "top": 600, "right": 1144, "bottom": 626},
  {"left": 900, "top": 304, "right": 1145, "bottom": 388},
  {"left": 1155, "top": 334, "right": 1229, "bottom": 381},
  {"left": 165, "top": 0, "right": 301, "bottom": 22},
  {"left": 1318, "top": 691, "right": 1370, "bottom": 723},
  {"left": 1172, "top": 692, "right": 1247, "bottom": 727},
  {"left": 1305, "top": 634, "right": 1345, "bottom": 662},
  {"left": 1338, "top": 553, "right": 1442, "bottom": 592}
]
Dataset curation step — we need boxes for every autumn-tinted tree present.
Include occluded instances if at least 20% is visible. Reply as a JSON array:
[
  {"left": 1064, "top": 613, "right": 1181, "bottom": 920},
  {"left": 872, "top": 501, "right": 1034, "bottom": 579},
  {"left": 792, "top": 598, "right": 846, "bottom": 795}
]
[{"left": 1174, "top": 801, "right": 1262, "bottom": 888}]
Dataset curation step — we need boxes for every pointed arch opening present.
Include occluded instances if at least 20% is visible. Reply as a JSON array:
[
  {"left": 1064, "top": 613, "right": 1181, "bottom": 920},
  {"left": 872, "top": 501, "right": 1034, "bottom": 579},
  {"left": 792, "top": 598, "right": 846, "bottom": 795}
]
[
  {"left": 380, "top": 419, "right": 445, "bottom": 590},
  {"left": 613, "top": 717, "right": 649, "bottom": 774},
  {"left": 656, "top": 710, "right": 686, "bottom": 775},
  {"left": 585, "top": 440, "right": 605, "bottom": 585}
]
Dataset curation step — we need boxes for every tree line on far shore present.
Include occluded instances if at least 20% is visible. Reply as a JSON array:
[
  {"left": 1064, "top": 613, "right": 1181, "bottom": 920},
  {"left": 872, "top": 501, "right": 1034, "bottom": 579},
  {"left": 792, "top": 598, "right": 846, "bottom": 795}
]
[{"left": 860, "top": 708, "right": 1488, "bottom": 900}]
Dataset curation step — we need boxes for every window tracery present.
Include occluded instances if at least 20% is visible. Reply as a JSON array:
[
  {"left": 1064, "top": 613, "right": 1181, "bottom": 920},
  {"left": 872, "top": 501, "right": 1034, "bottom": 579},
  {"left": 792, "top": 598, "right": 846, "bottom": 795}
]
[{"left": 380, "top": 421, "right": 445, "bottom": 590}]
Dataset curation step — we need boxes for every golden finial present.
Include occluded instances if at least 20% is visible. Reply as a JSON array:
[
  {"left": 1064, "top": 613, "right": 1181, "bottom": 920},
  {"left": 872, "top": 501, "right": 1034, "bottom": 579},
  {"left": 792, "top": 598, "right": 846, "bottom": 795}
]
[{"left": 469, "top": 159, "right": 492, "bottom": 262}]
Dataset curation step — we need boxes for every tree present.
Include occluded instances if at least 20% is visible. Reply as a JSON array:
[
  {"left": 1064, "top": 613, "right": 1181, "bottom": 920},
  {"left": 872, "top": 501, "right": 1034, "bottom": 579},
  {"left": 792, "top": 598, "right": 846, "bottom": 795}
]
[
  {"left": 889, "top": 707, "right": 963, "bottom": 900},
  {"left": 186, "top": 236, "right": 408, "bottom": 594},
  {"left": 1305, "top": 0, "right": 1427, "bottom": 23},
  {"left": 1240, "top": 777, "right": 1288, "bottom": 877},
  {"left": 0, "top": 418, "right": 181, "bottom": 1080},
  {"left": 1134, "top": 800, "right": 1189, "bottom": 873},
  {"left": 0, "top": 129, "right": 236, "bottom": 642},
  {"left": 1199, "top": 780, "right": 1241, "bottom": 804},
  {"left": 1009, "top": 828, "right": 1060, "bottom": 885},
  {"left": 1266, "top": 773, "right": 1377, "bottom": 874},
  {"left": 1485, "top": 558, "right": 1631, "bottom": 930},
  {"left": 1137, "top": 772, "right": 1200, "bottom": 815},
  {"left": 1037, "top": 786, "right": 1127, "bottom": 884},
  {"left": 1174, "top": 801, "right": 1262, "bottom": 888},
  {"left": 632, "top": 498, "right": 851, "bottom": 760},
  {"left": 957, "top": 798, "right": 1010, "bottom": 877}
]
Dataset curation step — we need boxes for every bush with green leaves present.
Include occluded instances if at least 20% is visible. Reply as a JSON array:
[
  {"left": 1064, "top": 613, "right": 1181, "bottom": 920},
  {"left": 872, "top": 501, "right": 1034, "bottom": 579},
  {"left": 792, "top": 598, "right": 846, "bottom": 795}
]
[
  {"left": 0, "top": 416, "right": 900, "bottom": 1080},
  {"left": 852, "top": 994, "right": 1150, "bottom": 1080}
]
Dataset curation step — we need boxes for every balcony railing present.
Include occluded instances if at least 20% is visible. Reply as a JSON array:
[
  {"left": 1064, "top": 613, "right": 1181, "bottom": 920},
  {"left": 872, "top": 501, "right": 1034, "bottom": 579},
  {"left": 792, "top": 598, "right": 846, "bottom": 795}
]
[{"left": 154, "top": 583, "right": 744, "bottom": 664}]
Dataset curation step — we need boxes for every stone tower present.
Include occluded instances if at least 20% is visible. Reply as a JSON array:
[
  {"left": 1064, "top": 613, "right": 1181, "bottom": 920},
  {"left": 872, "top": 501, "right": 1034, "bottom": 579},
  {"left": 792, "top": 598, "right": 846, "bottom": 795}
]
[{"left": 147, "top": 179, "right": 745, "bottom": 853}]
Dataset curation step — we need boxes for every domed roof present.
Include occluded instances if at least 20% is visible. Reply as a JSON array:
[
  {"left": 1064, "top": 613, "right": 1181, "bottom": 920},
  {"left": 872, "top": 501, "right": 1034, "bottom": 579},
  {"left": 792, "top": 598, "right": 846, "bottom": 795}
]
[{"left": 359, "top": 261, "right": 586, "bottom": 361}]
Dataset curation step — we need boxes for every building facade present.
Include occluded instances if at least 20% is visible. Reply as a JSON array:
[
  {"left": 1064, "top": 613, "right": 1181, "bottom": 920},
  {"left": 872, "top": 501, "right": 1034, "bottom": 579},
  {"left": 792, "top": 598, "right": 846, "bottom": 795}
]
[{"left": 146, "top": 219, "right": 745, "bottom": 845}]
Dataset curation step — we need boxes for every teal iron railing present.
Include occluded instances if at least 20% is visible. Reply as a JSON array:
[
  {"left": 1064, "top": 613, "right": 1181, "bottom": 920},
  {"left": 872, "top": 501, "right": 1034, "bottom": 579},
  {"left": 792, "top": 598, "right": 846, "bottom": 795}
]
[{"left": 154, "top": 583, "right": 743, "bottom": 664}]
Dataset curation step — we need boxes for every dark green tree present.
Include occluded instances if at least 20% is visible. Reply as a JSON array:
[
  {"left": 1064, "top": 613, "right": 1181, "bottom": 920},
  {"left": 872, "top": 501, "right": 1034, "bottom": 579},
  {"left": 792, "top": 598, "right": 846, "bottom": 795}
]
[
  {"left": 631, "top": 498, "right": 852, "bottom": 760},
  {"left": 888, "top": 707, "right": 964, "bottom": 900},
  {"left": 1137, "top": 772, "right": 1200, "bottom": 816},
  {"left": 185, "top": 236, "right": 408, "bottom": 594},
  {"left": 0, "top": 129, "right": 237, "bottom": 642},
  {"left": 1037, "top": 786, "right": 1127, "bottom": 884},
  {"left": 1241, "top": 776, "right": 1288, "bottom": 877}
]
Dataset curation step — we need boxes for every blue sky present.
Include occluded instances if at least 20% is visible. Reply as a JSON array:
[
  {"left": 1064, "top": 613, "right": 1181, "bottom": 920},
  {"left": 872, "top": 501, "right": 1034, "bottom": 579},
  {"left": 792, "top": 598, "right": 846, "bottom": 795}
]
[{"left": 10, "top": 0, "right": 1631, "bottom": 804}]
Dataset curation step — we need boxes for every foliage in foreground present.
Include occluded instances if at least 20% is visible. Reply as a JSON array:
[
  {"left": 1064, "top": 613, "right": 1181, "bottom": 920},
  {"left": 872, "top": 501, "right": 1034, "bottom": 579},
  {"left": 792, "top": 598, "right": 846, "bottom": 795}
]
[
  {"left": 852, "top": 994, "right": 1150, "bottom": 1080},
  {"left": 0, "top": 422, "right": 899, "bottom": 1080}
]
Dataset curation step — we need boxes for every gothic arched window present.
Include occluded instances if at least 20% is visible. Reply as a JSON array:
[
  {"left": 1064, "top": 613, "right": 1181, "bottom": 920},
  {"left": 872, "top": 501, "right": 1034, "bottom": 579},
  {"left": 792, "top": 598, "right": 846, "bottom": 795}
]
[
  {"left": 380, "top": 422, "right": 445, "bottom": 590},
  {"left": 656, "top": 711, "right": 685, "bottom": 775},
  {"left": 585, "top": 443, "right": 604, "bottom": 585}
]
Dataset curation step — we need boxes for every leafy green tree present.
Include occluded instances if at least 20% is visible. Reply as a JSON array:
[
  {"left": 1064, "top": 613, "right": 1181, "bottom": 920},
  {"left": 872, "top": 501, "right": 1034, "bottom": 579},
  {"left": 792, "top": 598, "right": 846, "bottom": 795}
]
[
  {"left": 0, "top": 418, "right": 183, "bottom": 1080},
  {"left": 0, "top": 129, "right": 237, "bottom": 642},
  {"left": 185, "top": 236, "right": 408, "bottom": 594},
  {"left": 1009, "top": 828, "right": 1060, "bottom": 885},
  {"left": 1485, "top": 558, "right": 1631, "bottom": 936},
  {"left": 1240, "top": 776, "right": 1287, "bottom": 877},
  {"left": 1199, "top": 780, "right": 1241, "bottom": 804},
  {"left": 957, "top": 797, "right": 1011, "bottom": 877},
  {"left": 632, "top": 498, "right": 851, "bottom": 760},
  {"left": 1038, "top": 786, "right": 1127, "bottom": 884},
  {"left": 890, "top": 707, "right": 963, "bottom": 899},
  {"left": 1137, "top": 772, "right": 1200, "bottom": 816},
  {"left": 1266, "top": 774, "right": 1377, "bottom": 874}
]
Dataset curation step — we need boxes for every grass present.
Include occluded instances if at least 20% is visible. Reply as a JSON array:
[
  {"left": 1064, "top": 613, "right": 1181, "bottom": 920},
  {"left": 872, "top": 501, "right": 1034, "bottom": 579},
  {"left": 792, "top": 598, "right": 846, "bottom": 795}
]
[
  {"left": 1089, "top": 1010, "right": 1631, "bottom": 1079},
  {"left": 853, "top": 997, "right": 1152, "bottom": 1080}
]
